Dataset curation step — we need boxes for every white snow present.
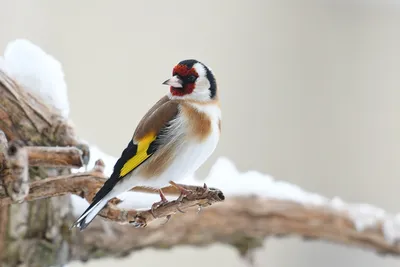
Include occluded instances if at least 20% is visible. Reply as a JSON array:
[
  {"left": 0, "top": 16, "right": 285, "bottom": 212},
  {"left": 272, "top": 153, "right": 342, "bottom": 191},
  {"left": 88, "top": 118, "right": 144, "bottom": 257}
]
[
  {"left": 2, "top": 38, "right": 400, "bottom": 245},
  {"left": 0, "top": 39, "right": 69, "bottom": 118}
]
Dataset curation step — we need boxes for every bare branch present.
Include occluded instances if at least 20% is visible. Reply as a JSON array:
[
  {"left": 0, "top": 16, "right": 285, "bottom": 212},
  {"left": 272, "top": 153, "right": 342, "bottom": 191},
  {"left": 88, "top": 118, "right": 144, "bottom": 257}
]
[
  {"left": 26, "top": 146, "right": 84, "bottom": 168},
  {"left": 0, "top": 169, "right": 105, "bottom": 207},
  {"left": 71, "top": 196, "right": 400, "bottom": 261}
]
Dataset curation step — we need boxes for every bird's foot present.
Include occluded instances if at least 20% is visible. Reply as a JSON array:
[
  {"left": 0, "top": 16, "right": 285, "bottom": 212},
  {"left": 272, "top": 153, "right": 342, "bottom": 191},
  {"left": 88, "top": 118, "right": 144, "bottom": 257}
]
[
  {"left": 150, "top": 189, "right": 169, "bottom": 218},
  {"left": 169, "top": 181, "right": 193, "bottom": 201}
]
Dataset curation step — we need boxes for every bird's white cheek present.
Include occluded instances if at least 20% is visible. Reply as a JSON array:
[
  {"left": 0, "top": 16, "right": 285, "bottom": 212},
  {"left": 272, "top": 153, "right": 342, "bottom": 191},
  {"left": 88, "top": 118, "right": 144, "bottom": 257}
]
[{"left": 194, "top": 77, "right": 211, "bottom": 92}]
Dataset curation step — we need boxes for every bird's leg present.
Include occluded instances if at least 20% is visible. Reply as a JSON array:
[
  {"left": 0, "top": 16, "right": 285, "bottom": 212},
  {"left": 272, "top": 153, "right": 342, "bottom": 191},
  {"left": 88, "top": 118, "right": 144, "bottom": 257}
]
[
  {"left": 169, "top": 181, "right": 193, "bottom": 201},
  {"left": 150, "top": 189, "right": 169, "bottom": 217}
]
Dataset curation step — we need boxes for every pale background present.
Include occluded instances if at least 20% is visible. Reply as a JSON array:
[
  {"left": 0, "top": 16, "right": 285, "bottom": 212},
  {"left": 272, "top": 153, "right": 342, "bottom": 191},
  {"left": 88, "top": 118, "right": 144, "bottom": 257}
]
[{"left": 1, "top": 0, "right": 400, "bottom": 266}]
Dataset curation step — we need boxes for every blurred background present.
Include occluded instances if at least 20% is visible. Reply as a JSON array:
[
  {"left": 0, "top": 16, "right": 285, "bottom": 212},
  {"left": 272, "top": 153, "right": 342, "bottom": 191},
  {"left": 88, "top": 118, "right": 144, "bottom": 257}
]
[{"left": 1, "top": 0, "right": 400, "bottom": 266}]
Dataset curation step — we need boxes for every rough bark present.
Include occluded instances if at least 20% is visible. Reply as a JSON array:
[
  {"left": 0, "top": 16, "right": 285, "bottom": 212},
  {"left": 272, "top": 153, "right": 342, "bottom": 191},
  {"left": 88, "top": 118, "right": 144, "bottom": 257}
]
[{"left": 26, "top": 146, "right": 84, "bottom": 168}]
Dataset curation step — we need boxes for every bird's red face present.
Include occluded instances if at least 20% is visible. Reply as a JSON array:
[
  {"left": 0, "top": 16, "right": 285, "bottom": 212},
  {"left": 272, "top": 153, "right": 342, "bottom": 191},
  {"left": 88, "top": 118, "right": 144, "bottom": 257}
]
[
  {"left": 163, "top": 64, "right": 199, "bottom": 96},
  {"left": 163, "top": 59, "right": 217, "bottom": 101},
  {"left": 170, "top": 64, "right": 199, "bottom": 96}
]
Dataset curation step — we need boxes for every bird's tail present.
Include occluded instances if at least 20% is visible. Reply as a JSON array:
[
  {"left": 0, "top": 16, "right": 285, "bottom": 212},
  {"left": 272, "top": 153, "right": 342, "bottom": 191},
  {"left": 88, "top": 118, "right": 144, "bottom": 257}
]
[{"left": 71, "top": 197, "right": 110, "bottom": 231}]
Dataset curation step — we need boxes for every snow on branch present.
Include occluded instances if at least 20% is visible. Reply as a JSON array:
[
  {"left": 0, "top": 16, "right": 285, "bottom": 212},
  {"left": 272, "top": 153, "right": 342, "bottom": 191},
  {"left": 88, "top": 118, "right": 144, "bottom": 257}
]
[
  {"left": 0, "top": 38, "right": 400, "bottom": 265},
  {"left": 0, "top": 39, "right": 69, "bottom": 118}
]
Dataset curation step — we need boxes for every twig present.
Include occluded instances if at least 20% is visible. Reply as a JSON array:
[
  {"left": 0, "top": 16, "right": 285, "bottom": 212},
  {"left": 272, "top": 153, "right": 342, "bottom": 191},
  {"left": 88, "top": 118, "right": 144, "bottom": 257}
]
[
  {"left": 0, "top": 165, "right": 106, "bottom": 207},
  {"left": 26, "top": 146, "right": 84, "bottom": 168}
]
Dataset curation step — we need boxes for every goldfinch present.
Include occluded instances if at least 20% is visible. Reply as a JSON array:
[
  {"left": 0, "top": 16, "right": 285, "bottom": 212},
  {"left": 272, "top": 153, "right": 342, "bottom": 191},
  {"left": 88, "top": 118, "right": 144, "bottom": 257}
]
[{"left": 72, "top": 59, "right": 221, "bottom": 230}]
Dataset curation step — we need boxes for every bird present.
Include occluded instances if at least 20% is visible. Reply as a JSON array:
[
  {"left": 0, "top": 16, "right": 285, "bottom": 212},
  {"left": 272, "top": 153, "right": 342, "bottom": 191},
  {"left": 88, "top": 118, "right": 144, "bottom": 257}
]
[{"left": 71, "top": 59, "right": 221, "bottom": 230}]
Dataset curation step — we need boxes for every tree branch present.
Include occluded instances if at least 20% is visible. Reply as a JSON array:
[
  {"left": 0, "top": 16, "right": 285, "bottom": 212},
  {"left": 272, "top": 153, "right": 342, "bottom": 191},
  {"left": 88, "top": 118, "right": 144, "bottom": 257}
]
[
  {"left": 71, "top": 195, "right": 400, "bottom": 261},
  {"left": 26, "top": 146, "right": 84, "bottom": 168}
]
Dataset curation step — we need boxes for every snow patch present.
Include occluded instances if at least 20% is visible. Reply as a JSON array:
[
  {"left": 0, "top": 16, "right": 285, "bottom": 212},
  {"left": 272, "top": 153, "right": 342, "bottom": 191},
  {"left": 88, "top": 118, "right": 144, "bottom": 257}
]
[
  {"left": 382, "top": 214, "right": 400, "bottom": 245},
  {"left": 0, "top": 39, "right": 69, "bottom": 118},
  {"left": 195, "top": 157, "right": 328, "bottom": 206}
]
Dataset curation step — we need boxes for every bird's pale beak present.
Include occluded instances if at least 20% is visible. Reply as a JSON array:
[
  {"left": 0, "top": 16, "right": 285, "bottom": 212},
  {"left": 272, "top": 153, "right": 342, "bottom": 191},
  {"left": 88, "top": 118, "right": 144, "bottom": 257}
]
[{"left": 162, "top": 75, "right": 183, "bottom": 88}]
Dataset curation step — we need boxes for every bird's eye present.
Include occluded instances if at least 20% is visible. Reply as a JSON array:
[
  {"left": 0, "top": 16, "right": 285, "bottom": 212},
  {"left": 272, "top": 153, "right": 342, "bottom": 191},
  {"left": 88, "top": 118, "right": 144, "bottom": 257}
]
[{"left": 187, "top": 75, "right": 197, "bottom": 83}]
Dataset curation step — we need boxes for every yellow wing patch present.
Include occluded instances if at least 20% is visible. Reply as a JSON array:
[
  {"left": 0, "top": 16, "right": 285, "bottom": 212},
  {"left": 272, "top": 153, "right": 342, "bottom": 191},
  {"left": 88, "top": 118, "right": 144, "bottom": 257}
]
[{"left": 119, "top": 133, "right": 156, "bottom": 177}]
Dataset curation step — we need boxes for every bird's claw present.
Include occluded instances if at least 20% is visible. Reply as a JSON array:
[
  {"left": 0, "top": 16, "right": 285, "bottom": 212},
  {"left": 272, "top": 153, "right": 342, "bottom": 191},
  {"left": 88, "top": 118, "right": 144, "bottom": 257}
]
[
  {"left": 177, "top": 193, "right": 186, "bottom": 202},
  {"left": 177, "top": 187, "right": 192, "bottom": 202},
  {"left": 150, "top": 189, "right": 169, "bottom": 218},
  {"left": 169, "top": 181, "right": 193, "bottom": 201}
]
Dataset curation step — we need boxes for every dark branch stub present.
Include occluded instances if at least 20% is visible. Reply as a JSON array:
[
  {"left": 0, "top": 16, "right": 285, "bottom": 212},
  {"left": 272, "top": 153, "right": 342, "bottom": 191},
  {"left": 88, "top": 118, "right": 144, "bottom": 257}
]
[
  {"left": 5, "top": 140, "right": 29, "bottom": 202},
  {"left": 0, "top": 132, "right": 29, "bottom": 203}
]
